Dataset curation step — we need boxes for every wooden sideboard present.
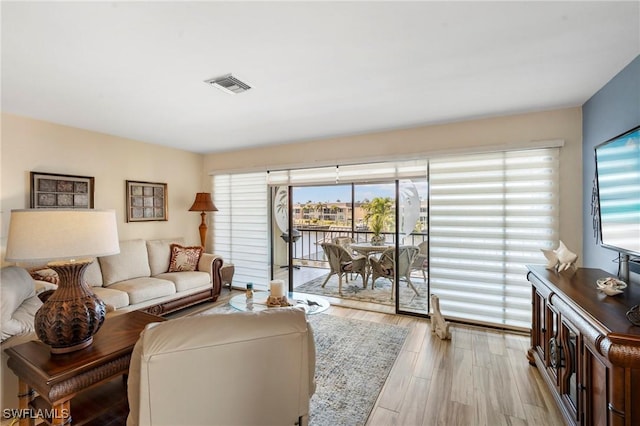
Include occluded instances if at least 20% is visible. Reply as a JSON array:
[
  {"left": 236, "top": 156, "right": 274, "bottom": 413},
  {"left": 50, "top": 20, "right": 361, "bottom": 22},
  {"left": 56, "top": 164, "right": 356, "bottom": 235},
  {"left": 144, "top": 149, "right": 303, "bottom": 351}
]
[{"left": 526, "top": 265, "right": 640, "bottom": 426}]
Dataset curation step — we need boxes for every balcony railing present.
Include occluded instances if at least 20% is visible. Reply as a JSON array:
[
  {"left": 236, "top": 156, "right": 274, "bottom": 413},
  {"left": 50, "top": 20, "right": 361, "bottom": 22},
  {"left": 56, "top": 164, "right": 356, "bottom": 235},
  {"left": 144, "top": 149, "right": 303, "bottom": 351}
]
[{"left": 287, "top": 226, "right": 428, "bottom": 264}]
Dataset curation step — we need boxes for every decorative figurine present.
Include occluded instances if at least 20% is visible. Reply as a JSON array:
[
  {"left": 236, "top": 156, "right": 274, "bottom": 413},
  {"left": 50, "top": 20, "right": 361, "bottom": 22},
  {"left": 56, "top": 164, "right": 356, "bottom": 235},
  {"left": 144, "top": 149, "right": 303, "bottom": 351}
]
[
  {"left": 266, "top": 295, "right": 292, "bottom": 307},
  {"left": 596, "top": 277, "right": 627, "bottom": 296},
  {"left": 431, "top": 294, "right": 451, "bottom": 340},
  {"left": 541, "top": 240, "right": 578, "bottom": 272}
]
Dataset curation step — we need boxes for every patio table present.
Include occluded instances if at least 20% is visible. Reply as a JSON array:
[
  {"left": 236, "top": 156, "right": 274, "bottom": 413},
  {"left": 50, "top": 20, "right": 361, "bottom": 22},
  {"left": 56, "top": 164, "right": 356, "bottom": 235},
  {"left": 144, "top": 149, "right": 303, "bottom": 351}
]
[
  {"left": 350, "top": 243, "right": 390, "bottom": 256},
  {"left": 350, "top": 243, "right": 390, "bottom": 288}
]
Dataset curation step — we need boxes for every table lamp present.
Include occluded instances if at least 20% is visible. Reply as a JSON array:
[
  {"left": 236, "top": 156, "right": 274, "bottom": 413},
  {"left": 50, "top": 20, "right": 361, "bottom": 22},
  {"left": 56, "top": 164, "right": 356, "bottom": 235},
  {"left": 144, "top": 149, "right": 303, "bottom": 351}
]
[
  {"left": 188, "top": 192, "right": 218, "bottom": 247},
  {"left": 5, "top": 209, "right": 120, "bottom": 354}
]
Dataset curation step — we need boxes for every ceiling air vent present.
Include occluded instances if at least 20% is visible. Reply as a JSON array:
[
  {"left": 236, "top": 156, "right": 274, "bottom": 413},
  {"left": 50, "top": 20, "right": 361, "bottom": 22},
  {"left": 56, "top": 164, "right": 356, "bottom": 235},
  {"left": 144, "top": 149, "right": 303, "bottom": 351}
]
[{"left": 204, "top": 74, "right": 252, "bottom": 94}]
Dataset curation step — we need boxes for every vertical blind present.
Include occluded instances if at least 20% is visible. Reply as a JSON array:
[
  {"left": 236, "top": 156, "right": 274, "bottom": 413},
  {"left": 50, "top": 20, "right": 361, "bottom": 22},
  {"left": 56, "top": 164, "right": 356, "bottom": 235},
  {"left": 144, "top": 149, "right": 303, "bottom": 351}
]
[
  {"left": 429, "top": 148, "right": 559, "bottom": 329},
  {"left": 213, "top": 172, "right": 270, "bottom": 288}
]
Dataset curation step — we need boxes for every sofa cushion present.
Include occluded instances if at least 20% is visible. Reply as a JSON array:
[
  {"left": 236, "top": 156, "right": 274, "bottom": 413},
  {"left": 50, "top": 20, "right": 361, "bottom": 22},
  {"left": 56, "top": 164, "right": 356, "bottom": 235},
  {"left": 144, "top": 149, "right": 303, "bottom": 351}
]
[
  {"left": 1, "top": 267, "right": 39, "bottom": 342},
  {"left": 2, "top": 296, "right": 41, "bottom": 342},
  {"left": 155, "top": 271, "right": 210, "bottom": 292},
  {"left": 84, "top": 259, "right": 104, "bottom": 287},
  {"left": 99, "top": 239, "right": 151, "bottom": 286},
  {"left": 108, "top": 277, "right": 176, "bottom": 305},
  {"left": 92, "top": 287, "right": 130, "bottom": 310},
  {"left": 168, "top": 244, "right": 203, "bottom": 272},
  {"left": 147, "top": 238, "right": 184, "bottom": 276}
]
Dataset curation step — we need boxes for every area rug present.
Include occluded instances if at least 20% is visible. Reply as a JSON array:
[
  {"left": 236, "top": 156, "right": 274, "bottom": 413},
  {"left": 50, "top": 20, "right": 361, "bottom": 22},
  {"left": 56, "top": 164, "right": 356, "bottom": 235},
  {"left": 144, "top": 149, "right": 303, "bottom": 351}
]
[
  {"left": 307, "top": 314, "right": 408, "bottom": 425},
  {"left": 191, "top": 306, "right": 409, "bottom": 426},
  {"left": 295, "top": 273, "right": 429, "bottom": 312}
]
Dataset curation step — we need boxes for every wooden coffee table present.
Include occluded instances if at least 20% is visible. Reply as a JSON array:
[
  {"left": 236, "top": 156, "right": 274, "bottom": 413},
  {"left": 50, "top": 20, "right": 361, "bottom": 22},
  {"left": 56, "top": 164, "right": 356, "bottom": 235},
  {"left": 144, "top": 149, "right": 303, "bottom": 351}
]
[{"left": 5, "top": 310, "right": 163, "bottom": 425}]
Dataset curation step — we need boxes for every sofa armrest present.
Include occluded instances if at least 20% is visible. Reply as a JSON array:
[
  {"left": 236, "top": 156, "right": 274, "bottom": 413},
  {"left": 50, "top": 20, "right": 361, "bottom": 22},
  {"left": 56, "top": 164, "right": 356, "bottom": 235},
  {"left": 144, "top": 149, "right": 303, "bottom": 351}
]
[{"left": 198, "top": 253, "right": 223, "bottom": 300}]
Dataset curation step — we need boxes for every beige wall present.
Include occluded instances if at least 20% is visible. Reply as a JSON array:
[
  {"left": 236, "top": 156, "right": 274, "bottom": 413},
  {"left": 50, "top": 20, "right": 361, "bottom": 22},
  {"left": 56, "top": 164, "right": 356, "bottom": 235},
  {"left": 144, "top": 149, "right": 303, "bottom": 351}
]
[
  {"left": 205, "top": 107, "right": 584, "bottom": 261},
  {"left": 1, "top": 113, "right": 207, "bottom": 265},
  {"left": 1, "top": 107, "right": 584, "bottom": 266}
]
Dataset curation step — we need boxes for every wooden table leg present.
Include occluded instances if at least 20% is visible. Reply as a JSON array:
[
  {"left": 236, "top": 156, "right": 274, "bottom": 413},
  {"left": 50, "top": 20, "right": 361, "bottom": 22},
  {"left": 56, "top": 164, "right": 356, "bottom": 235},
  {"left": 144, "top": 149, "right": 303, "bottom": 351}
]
[
  {"left": 17, "top": 380, "right": 34, "bottom": 426},
  {"left": 50, "top": 400, "right": 71, "bottom": 425}
]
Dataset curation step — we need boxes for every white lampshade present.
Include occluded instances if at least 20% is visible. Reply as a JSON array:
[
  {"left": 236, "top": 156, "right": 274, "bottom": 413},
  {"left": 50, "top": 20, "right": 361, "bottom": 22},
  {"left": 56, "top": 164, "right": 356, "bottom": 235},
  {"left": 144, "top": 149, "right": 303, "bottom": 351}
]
[{"left": 5, "top": 209, "right": 120, "bottom": 262}]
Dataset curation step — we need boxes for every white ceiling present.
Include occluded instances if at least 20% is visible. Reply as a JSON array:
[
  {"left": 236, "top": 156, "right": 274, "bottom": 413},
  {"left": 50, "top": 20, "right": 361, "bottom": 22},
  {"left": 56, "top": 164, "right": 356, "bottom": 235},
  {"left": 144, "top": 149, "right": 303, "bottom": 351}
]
[{"left": 2, "top": 1, "right": 639, "bottom": 154}]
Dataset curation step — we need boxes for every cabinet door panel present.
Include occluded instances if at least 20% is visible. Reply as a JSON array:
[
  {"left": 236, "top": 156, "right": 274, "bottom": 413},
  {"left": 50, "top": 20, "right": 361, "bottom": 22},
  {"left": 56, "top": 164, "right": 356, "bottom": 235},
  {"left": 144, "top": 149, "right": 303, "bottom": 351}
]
[
  {"left": 584, "top": 344, "right": 608, "bottom": 426},
  {"left": 631, "top": 369, "right": 640, "bottom": 424},
  {"left": 532, "top": 290, "right": 546, "bottom": 360},
  {"left": 560, "top": 320, "right": 579, "bottom": 423},
  {"left": 547, "top": 306, "right": 559, "bottom": 387}
]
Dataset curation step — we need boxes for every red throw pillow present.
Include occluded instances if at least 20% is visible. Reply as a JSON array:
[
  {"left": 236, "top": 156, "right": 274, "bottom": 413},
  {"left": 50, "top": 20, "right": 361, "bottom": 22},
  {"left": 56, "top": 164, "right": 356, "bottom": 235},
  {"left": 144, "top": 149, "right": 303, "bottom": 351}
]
[{"left": 168, "top": 244, "right": 203, "bottom": 272}]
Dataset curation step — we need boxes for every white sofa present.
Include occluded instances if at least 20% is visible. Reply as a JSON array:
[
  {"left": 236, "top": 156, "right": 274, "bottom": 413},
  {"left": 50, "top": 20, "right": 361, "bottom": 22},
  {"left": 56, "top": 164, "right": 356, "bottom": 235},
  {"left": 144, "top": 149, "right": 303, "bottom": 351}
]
[
  {"left": 127, "top": 307, "right": 316, "bottom": 426},
  {"left": 93, "top": 238, "right": 223, "bottom": 315},
  {"left": 32, "top": 238, "right": 224, "bottom": 316},
  {"left": 1, "top": 238, "right": 226, "bottom": 419}
]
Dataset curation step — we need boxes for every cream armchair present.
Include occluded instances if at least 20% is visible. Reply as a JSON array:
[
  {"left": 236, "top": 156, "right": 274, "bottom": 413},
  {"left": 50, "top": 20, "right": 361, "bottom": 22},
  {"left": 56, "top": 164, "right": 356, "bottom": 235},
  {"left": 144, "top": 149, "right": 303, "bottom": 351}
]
[{"left": 127, "top": 307, "right": 316, "bottom": 426}]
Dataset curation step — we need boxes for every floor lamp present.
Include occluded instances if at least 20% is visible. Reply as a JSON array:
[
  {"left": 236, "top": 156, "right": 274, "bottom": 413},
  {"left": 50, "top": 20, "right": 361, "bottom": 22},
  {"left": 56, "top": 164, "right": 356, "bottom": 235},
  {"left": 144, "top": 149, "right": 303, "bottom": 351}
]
[
  {"left": 5, "top": 209, "right": 120, "bottom": 354},
  {"left": 189, "top": 192, "right": 218, "bottom": 247}
]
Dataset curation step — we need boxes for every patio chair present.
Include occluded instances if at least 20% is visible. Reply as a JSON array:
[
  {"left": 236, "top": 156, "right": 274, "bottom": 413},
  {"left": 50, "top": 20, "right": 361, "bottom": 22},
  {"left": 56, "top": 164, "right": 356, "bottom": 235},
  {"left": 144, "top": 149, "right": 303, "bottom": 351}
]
[
  {"left": 369, "top": 246, "right": 420, "bottom": 299},
  {"left": 410, "top": 240, "right": 428, "bottom": 282},
  {"left": 320, "top": 242, "right": 367, "bottom": 295},
  {"left": 332, "top": 236, "right": 356, "bottom": 253},
  {"left": 331, "top": 236, "right": 358, "bottom": 275}
]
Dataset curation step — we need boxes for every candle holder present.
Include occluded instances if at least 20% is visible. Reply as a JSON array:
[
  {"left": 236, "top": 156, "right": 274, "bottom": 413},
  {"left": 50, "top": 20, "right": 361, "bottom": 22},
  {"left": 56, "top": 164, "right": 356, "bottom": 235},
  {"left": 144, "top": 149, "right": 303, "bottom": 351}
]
[
  {"left": 268, "top": 279, "right": 287, "bottom": 306},
  {"left": 266, "top": 294, "right": 292, "bottom": 307}
]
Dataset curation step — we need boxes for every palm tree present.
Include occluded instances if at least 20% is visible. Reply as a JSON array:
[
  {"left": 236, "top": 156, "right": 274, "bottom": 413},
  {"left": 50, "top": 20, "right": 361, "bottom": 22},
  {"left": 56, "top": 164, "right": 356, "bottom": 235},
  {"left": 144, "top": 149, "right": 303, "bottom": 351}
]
[
  {"left": 302, "top": 202, "right": 314, "bottom": 224},
  {"left": 362, "top": 197, "right": 394, "bottom": 244},
  {"left": 315, "top": 202, "right": 326, "bottom": 221}
]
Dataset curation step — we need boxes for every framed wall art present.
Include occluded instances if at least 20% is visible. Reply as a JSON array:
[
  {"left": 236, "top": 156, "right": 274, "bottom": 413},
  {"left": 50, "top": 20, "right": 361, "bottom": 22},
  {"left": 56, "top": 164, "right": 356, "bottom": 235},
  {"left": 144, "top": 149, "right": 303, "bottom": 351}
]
[
  {"left": 30, "top": 172, "right": 95, "bottom": 209},
  {"left": 126, "top": 180, "right": 168, "bottom": 222}
]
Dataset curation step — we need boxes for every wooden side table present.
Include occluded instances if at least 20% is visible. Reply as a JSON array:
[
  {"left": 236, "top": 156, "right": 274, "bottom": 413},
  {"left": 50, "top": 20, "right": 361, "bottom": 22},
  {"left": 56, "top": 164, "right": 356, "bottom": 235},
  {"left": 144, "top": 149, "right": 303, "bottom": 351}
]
[
  {"left": 221, "top": 263, "right": 235, "bottom": 290},
  {"left": 5, "top": 310, "right": 163, "bottom": 425}
]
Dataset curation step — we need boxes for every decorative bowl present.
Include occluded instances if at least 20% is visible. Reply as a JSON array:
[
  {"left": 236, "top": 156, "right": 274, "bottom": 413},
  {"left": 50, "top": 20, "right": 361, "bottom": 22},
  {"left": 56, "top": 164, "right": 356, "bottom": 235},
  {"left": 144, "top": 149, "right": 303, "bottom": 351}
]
[{"left": 596, "top": 277, "right": 627, "bottom": 296}]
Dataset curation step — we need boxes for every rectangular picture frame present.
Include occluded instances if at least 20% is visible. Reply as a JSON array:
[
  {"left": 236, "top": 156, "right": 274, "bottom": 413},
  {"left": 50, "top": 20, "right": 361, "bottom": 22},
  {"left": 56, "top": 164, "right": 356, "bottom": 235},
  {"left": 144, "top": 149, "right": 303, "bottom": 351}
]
[
  {"left": 126, "top": 180, "right": 168, "bottom": 222},
  {"left": 30, "top": 171, "right": 95, "bottom": 209}
]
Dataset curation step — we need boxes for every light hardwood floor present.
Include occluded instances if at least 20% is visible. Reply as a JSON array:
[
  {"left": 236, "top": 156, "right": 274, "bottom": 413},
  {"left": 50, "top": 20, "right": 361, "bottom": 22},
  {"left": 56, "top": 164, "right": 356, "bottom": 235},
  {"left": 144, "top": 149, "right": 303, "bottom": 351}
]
[
  {"left": 211, "top": 286, "right": 565, "bottom": 426},
  {"left": 325, "top": 306, "right": 564, "bottom": 426}
]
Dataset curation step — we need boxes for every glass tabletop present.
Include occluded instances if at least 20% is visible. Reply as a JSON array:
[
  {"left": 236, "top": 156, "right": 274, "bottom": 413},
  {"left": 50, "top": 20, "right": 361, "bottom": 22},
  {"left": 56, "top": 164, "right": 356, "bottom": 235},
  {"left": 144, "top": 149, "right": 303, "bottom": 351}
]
[{"left": 229, "top": 291, "right": 330, "bottom": 315}]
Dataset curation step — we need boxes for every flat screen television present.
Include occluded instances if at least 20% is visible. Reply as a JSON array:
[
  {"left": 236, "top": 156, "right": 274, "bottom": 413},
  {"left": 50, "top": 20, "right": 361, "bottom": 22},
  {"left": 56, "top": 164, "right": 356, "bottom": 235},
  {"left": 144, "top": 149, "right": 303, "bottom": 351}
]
[{"left": 594, "top": 125, "right": 640, "bottom": 280}]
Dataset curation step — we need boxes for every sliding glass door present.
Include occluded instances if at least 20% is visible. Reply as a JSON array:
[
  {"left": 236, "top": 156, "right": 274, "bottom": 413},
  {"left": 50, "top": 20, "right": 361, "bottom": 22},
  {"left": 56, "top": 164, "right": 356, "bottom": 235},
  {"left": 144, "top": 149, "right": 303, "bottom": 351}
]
[
  {"left": 271, "top": 185, "right": 294, "bottom": 291},
  {"left": 217, "top": 150, "right": 557, "bottom": 329},
  {"left": 396, "top": 179, "right": 429, "bottom": 315},
  {"left": 272, "top": 179, "right": 430, "bottom": 317}
]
